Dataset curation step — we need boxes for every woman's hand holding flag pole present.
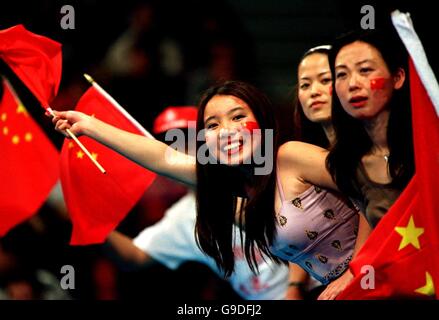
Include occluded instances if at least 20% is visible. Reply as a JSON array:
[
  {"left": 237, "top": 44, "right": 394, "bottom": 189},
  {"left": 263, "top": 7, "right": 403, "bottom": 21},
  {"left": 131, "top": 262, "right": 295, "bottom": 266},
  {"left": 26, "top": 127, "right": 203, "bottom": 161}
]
[{"left": 46, "top": 106, "right": 106, "bottom": 174}]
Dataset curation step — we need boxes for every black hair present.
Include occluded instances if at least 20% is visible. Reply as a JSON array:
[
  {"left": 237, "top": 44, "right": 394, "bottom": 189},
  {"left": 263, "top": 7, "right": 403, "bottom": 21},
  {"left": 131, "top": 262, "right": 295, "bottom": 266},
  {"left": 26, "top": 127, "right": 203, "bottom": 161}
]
[
  {"left": 194, "top": 80, "right": 283, "bottom": 276},
  {"left": 293, "top": 45, "right": 332, "bottom": 148}
]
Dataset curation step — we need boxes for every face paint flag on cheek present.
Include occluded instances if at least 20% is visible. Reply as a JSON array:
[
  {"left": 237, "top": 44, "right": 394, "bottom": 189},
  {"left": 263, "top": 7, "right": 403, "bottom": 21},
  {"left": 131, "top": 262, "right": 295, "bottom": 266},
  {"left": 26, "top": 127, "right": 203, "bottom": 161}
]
[
  {"left": 241, "top": 121, "right": 260, "bottom": 132},
  {"left": 329, "top": 86, "right": 333, "bottom": 96},
  {"left": 370, "top": 77, "right": 386, "bottom": 90}
]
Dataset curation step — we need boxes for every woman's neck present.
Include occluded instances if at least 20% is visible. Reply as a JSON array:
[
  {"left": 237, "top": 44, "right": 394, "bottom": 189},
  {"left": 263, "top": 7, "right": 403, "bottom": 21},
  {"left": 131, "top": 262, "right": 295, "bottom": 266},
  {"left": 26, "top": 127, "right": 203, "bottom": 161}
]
[
  {"left": 363, "top": 109, "right": 390, "bottom": 155},
  {"left": 321, "top": 121, "right": 335, "bottom": 148},
  {"left": 238, "top": 163, "right": 255, "bottom": 181}
]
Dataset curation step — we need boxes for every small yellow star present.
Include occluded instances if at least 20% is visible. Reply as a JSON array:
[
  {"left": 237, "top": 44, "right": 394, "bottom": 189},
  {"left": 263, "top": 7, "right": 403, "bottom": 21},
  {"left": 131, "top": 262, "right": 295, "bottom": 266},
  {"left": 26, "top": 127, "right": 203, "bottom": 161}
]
[
  {"left": 415, "top": 272, "right": 435, "bottom": 296},
  {"left": 12, "top": 134, "right": 20, "bottom": 144},
  {"left": 1, "top": 112, "right": 7, "bottom": 122},
  {"left": 76, "top": 150, "right": 84, "bottom": 159},
  {"left": 24, "top": 132, "right": 33, "bottom": 142},
  {"left": 2, "top": 126, "right": 8, "bottom": 135},
  {"left": 91, "top": 152, "right": 98, "bottom": 160},
  {"left": 16, "top": 103, "right": 28, "bottom": 116},
  {"left": 68, "top": 142, "right": 75, "bottom": 149},
  {"left": 395, "top": 215, "right": 424, "bottom": 250}
]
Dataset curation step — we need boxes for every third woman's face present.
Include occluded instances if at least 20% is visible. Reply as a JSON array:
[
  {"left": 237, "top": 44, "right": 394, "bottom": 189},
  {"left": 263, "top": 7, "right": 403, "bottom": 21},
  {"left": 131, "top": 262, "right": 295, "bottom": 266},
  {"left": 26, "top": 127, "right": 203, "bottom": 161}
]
[
  {"left": 334, "top": 41, "right": 404, "bottom": 120},
  {"left": 298, "top": 52, "right": 332, "bottom": 123},
  {"left": 203, "top": 95, "right": 261, "bottom": 166}
]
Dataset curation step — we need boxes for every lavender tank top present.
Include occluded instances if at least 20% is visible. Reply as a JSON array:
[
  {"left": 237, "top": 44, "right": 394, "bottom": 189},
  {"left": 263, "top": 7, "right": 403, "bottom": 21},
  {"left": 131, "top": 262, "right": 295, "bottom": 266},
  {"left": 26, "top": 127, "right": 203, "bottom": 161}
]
[{"left": 270, "top": 174, "right": 359, "bottom": 285}]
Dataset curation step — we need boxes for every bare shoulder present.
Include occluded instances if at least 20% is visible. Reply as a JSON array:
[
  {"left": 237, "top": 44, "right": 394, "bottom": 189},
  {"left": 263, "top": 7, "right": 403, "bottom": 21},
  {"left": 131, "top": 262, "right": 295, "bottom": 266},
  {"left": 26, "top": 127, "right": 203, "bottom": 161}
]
[
  {"left": 277, "top": 141, "right": 334, "bottom": 189},
  {"left": 278, "top": 141, "right": 327, "bottom": 166}
]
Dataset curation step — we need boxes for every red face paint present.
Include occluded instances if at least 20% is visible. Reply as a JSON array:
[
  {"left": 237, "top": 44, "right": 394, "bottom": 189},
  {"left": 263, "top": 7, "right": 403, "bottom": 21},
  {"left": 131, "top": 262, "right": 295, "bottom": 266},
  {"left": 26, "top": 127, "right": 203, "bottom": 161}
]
[
  {"left": 370, "top": 77, "right": 386, "bottom": 90},
  {"left": 328, "top": 86, "right": 333, "bottom": 96},
  {"left": 241, "top": 121, "right": 260, "bottom": 131}
]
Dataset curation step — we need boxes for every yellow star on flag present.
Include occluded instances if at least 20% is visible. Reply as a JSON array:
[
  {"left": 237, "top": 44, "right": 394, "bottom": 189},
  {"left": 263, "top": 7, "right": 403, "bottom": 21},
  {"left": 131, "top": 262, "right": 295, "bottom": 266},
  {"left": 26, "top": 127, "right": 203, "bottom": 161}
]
[
  {"left": 68, "top": 142, "right": 74, "bottom": 149},
  {"left": 91, "top": 152, "right": 98, "bottom": 160},
  {"left": 2, "top": 126, "right": 8, "bottom": 135},
  {"left": 25, "top": 132, "right": 33, "bottom": 142},
  {"left": 415, "top": 272, "right": 435, "bottom": 296},
  {"left": 16, "top": 103, "right": 28, "bottom": 116},
  {"left": 76, "top": 150, "right": 84, "bottom": 159},
  {"left": 395, "top": 215, "right": 424, "bottom": 250},
  {"left": 1, "top": 112, "right": 7, "bottom": 121},
  {"left": 12, "top": 134, "right": 20, "bottom": 144}
]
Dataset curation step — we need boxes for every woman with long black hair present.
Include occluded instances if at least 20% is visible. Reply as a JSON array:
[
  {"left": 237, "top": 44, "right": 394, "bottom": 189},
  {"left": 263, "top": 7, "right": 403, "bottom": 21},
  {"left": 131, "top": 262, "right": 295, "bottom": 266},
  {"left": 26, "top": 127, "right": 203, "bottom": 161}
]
[
  {"left": 52, "top": 80, "right": 369, "bottom": 299},
  {"left": 326, "top": 27, "right": 414, "bottom": 228}
]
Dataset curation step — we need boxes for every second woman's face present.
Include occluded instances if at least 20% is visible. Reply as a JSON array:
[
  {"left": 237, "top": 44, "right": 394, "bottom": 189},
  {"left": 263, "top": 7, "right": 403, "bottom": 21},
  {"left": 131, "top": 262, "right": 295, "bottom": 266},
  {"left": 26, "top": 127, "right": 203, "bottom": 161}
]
[
  {"left": 203, "top": 95, "right": 261, "bottom": 166},
  {"left": 298, "top": 53, "right": 333, "bottom": 123},
  {"left": 334, "top": 41, "right": 403, "bottom": 120}
]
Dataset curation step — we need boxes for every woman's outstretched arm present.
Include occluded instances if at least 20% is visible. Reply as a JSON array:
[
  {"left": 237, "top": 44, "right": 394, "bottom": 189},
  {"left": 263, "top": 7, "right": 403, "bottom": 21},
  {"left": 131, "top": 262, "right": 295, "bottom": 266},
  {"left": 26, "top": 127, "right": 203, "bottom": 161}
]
[{"left": 52, "top": 110, "right": 196, "bottom": 186}]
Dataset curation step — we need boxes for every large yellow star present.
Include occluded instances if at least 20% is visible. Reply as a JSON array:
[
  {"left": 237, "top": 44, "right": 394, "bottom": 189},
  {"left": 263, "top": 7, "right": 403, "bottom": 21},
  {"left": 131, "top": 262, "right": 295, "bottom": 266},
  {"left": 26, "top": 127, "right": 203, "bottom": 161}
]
[
  {"left": 395, "top": 215, "right": 424, "bottom": 250},
  {"left": 415, "top": 272, "right": 435, "bottom": 296}
]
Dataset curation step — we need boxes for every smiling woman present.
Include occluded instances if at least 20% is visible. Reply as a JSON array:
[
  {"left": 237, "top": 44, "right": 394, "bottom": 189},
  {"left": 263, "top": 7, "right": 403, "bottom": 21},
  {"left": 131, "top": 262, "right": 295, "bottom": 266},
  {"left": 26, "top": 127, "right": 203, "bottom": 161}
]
[
  {"left": 51, "top": 80, "right": 370, "bottom": 300},
  {"left": 203, "top": 95, "right": 262, "bottom": 166}
]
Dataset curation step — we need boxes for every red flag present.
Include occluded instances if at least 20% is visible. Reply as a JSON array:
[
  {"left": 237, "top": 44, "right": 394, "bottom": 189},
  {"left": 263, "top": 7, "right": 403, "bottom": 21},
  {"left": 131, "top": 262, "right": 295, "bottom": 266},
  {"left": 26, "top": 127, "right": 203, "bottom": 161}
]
[
  {"left": 0, "top": 24, "right": 62, "bottom": 108},
  {"left": 60, "top": 87, "right": 156, "bottom": 245},
  {"left": 337, "top": 30, "right": 439, "bottom": 299},
  {"left": 0, "top": 80, "right": 59, "bottom": 236}
]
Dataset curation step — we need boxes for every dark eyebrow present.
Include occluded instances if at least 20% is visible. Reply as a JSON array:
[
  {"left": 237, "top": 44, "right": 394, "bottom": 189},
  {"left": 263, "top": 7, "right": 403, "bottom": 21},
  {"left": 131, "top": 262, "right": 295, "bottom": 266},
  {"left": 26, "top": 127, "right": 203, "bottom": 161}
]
[
  {"left": 335, "top": 64, "right": 347, "bottom": 70},
  {"left": 227, "top": 107, "right": 244, "bottom": 115},
  {"left": 318, "top": 70, "right": 331, "bottom": 77},
  {"left": 204, "top": 107, "right": 245, "bottom": 123},
  {"left": 356, "top": 59, "right": 373, "bottom": 65},
  {"left": 300, "top": 70, "right": 331, "bottom": 81},
  {"left": 204, "top": 115, "right": 216, "bottom": 123},
  {"left": 336, "top": 59, "right": 373, "bottom": 70}
]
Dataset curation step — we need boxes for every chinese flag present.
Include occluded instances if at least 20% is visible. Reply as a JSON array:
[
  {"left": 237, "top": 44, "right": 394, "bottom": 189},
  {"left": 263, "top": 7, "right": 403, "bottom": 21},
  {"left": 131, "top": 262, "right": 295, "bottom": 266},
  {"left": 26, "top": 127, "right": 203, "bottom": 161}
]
[
  {"left": 0, "top": 80, "right": 59, "bottom": 236},
  {"left": 0, "top": 24, "right": 62, "bottom": 108},
  {"left": 337, "top": 14, "right": 439, "bottom": 299},
  {"left": 60, "top": 87, "right": 156, "bottom": 245}
]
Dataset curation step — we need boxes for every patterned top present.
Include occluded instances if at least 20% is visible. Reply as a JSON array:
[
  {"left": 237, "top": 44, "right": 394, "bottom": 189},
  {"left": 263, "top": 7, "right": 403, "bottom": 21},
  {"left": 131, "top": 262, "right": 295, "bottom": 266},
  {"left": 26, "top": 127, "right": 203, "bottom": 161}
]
[{"left": 270, "top": 174, "right": 360, "bottom": 285}]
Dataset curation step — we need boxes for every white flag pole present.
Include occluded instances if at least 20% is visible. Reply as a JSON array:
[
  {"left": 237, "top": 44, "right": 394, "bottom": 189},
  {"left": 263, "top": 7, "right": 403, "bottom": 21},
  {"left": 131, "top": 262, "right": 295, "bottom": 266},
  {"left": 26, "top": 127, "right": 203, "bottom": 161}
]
[
  {"left": 391, "top": 10, "right": 439, "bottom": 116},
  {"left": 83, "top": 74, "right": 155, "bottom": 140},
  {"left": 3, "top": 77, "right": 106, "bottom": 174}
]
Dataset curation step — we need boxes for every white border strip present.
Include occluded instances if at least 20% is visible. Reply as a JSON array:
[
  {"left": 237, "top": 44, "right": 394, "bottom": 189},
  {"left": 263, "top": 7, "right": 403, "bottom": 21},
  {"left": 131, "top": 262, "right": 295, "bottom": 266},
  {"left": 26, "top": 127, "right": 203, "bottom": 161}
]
[{"left": 392, "top": 10, "right": 439, "bottom": 116}]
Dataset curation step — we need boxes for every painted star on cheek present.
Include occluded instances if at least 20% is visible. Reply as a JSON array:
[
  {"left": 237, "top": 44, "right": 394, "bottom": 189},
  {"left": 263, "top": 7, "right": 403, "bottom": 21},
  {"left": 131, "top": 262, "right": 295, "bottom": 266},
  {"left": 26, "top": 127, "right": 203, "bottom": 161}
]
[{"left": 242, "top": 121, "right": 260, "bottom": 131}]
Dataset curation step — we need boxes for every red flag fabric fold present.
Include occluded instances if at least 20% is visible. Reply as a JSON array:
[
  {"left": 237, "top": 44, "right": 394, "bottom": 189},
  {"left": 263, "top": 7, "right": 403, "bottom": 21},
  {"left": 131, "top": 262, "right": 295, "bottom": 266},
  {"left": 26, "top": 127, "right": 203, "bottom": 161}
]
[
  {"left": 0, "top": 24, "right": 62, "bottom": 108},
  {"left": 60, "top": 87, "right": 156, "bottom": 245},
  {"left": 337, "top": 59, "right": 439, "bottom": 299},
  {"left": 0, "top": 81, "right": 59, "bottom": 236}
]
